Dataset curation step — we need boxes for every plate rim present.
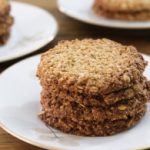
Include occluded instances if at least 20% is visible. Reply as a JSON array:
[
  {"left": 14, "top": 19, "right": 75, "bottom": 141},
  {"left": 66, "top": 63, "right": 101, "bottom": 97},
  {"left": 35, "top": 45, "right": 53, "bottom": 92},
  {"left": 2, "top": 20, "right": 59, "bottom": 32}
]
[
  {"left": 0, "top": 1, "right": 58, "bottom": 63},
  {"left": 57, "top": 0, "right": 150, "bottom": 29},
  {"left": 0, "top": 122, "right": 59, "bottom": 150},
  {"left": 0, "top": 54, "right": 150, "bottom": 150}
]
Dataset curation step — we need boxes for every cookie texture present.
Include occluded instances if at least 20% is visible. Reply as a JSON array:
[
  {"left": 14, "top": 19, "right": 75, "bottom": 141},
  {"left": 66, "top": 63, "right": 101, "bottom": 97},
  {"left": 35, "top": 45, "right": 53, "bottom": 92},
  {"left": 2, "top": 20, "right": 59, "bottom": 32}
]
[
  {"left": 39, "top": 107, "right": 146, "bottom": 136},
  {"left": 40, "top": 95, "right": 147, "bottom": 122},
  {"left": 37, "top": 39, "right": 147, "bottom": 96},
  {"left": 37, "top": 39, "right": 150, "bottom": 136},
  {"left": 40, "top": 78, "right": 150, "bottom": 107}
]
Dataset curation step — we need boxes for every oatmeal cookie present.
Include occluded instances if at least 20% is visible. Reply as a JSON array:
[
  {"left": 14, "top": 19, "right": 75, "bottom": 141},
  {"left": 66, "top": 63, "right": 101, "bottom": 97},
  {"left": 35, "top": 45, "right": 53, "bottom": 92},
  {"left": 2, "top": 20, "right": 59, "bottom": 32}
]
[{"left": 37, "top": 39, "right": 147, "bottom": 96}]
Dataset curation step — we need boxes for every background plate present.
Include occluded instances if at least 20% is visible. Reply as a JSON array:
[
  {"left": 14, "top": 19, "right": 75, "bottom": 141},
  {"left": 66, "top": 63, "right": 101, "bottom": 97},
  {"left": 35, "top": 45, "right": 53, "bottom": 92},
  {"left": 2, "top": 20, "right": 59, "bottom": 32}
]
[
  {"left": 58, "top": 0, "right": 150, "bottom": 29},
  {"left": 0, "top": 1, "right": 58, "bottom": 62}
]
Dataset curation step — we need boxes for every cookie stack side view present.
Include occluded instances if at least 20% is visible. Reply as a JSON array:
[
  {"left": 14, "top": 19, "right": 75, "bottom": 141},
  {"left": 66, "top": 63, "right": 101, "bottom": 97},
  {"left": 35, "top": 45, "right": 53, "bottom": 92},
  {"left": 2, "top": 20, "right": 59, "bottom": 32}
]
[
  {"left": 93, "top": 0, "right": 150, "bottom": 20},
  {"left": 0, "top": 0, "right": 13, "bottom": 45},
  {"left": 37, "top": 39, "right": 150, "bottom": 136}
]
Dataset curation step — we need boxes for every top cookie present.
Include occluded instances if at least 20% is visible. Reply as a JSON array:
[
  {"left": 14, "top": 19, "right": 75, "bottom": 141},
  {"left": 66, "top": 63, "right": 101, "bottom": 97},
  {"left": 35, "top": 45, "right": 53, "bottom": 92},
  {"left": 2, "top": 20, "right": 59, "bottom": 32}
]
[
  {"left": 37, "top": 39, "right": 147, "bottom": 95},
  {"left": 96, "top": 0, "right": 150, "bottom": 12}
]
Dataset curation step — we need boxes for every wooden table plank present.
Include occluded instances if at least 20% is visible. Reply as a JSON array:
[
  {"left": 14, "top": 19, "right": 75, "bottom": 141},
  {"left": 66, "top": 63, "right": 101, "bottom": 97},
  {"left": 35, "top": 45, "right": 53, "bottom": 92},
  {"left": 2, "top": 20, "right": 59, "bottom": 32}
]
[{"left": 0, "top": 0, "right": 150, "bottom": 149}]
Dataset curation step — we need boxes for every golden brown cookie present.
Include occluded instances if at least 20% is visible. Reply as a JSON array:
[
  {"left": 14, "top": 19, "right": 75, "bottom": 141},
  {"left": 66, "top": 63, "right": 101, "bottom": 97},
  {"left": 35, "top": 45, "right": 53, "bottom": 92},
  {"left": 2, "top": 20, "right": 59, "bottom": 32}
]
[{"left": 37, "top": 39, "right": 147, "bottom": 96}]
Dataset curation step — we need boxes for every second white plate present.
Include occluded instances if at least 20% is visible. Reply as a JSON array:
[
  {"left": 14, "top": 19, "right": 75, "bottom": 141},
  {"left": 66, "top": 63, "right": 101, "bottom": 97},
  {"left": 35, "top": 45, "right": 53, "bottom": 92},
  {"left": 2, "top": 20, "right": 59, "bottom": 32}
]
[
  {"left": 58, "top": 0, "right": 150, "bottom": 29},
  {"left": 0, "top": 1, "right": 58, "bottom": 62}
]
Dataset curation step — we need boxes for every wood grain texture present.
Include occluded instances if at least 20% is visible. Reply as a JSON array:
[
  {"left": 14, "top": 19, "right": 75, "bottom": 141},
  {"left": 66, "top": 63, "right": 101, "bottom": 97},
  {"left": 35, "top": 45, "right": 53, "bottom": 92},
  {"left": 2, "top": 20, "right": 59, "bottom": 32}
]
[{"left": 0, "top": 0, "right": 150, "bottom": 149}]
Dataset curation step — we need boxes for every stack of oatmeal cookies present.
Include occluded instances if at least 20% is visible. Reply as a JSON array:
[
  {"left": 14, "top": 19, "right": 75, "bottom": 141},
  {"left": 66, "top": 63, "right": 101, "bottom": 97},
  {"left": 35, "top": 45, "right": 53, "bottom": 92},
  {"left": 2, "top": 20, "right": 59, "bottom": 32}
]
[
  {"left": 93, "top": 0, "right": 150, "bottom": 20},
  {"left": 37, "top": 39, "right": 150, "bottom": 136},
  {"left": 0, "top": 0, "right": 13, "bottom": 44}
]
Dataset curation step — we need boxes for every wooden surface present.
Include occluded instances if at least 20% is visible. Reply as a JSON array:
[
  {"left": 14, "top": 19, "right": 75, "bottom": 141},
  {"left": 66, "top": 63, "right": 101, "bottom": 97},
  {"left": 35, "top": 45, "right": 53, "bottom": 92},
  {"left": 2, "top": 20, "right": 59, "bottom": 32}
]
[{"left": 0, "top": 0, "right": 150, "bottom": 149}]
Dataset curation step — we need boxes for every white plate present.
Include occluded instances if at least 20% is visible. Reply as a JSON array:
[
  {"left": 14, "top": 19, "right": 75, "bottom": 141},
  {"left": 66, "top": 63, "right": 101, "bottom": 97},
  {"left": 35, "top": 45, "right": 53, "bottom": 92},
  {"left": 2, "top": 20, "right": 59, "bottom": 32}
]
[
  {"left": 0, "top": 54, "right": 150, "bottom": 150},
  {"left": 0, "top": 1, "right": 58, "bottom": 62},
  {"left": 58, "top": 0, "right": 150, "bottom": 29}
]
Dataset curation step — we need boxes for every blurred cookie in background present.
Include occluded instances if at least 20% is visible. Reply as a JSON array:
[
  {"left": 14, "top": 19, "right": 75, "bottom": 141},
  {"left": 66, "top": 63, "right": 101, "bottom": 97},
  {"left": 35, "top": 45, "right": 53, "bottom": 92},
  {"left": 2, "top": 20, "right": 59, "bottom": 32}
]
[
  {"left": 93, "top": 0, "right": 150, "bottom": 20},
  {"left": 0, "top": 0, "right": 13, "bottom": 45}
]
